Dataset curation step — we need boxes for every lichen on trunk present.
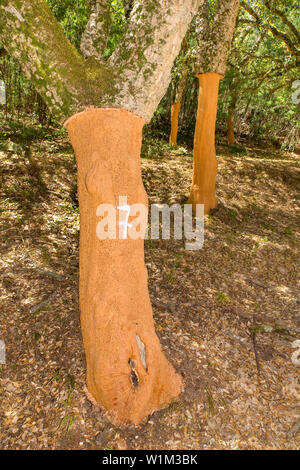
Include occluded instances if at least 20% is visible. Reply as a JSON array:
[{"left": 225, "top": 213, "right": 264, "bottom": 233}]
[
  {"left": 0, "top": 0, "right": 101, "bottom": 122},
  {"left": 110, "top": 0, "right": 202, "bottom": 122},
  {"left": 80, "top": 0, "right": 112, "bottom": 60}
]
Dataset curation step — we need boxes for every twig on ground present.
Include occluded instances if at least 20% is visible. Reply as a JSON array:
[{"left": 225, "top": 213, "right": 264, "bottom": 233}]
[
  {"left": 224, "top": 329, "right": 253, "bottom": 352},
  {"left": 29, "top": 292, "right": 57, "bottom": 314},
  {"left": 287, "top": 420, "right": 300, "bottom": 439},
  {"left": 39, "top": 270, "right": 67, "bottom": 281},
  {"left": 150, "top": 296, "right": 176, "bottom": 313},
  {"left": 251, "top": 330, "right": 261, "bottom": 376},
  {"left": 251, "top": 315, "right": 261, "bottom": 375}
]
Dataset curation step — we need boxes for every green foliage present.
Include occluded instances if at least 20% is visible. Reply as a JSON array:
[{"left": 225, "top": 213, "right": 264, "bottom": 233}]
[
  {"left": 217, "top": 0, "right": 299, "bottom": 149},
  {"left": 0, "top": 0, "right": 298, "bottom": 149},
  {"left": 46, "top": 0, "right": 90, "bottom": 50},
  {"left": 104, "top": 1, "right": 127, "bottom": 59}
]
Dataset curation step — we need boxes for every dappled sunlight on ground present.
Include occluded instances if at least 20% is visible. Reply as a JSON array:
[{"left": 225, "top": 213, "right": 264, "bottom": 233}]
[{"left": 0, "top": 122, "right": 299, "bottom": 449}]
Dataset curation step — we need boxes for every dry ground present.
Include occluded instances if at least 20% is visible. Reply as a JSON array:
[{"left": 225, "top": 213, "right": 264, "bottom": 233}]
[{"left": 0, "top": 120, "right": 299, "bottom": 450}]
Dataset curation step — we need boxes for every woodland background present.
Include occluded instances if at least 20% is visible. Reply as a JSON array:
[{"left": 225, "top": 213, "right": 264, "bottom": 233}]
[
  {"left": 0, "top": 0, "right": 299, "bottom": 151},
  {"left": 0, "top": 0, "right": 299, "bottom": 450}
]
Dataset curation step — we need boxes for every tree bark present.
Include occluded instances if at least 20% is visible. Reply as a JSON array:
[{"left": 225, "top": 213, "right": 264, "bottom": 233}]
[
  {"left": 0, "top": 0, "right": 101, "bottom": 122},
  {"left": 80, "top": 0, "right": 111, "bottom": 59},
  {"left": 65, "top": 108, "right": 182, "bottom": 425},
  {"left": 193, "top": 0, "right": 240, "bottom": 76},
  {"left": 189, "top": 0, "right": 240, "bottom": 214},
  {"left": 188, "top": 73, "right": 222, "bottom": 214}
]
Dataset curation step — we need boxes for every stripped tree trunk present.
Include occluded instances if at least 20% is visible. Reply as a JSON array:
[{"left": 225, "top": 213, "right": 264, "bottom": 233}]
[
  {"left": 188, "top": 73, "right": 221, "bottom": 214},
  {"left": 65, "top": 108, "right": 181, "bottom": 424},
  {"left": 169, "top": 101, "right": 181, "bottom": 148},
  {"left": 189, "top": 0, "right": 240, "bottom": 213},
  {"left": 0, "top": 0, "right": 202, "bottom": 424},
  {"left": 168, "top": 34, "right": 191, "bottom": 149}
]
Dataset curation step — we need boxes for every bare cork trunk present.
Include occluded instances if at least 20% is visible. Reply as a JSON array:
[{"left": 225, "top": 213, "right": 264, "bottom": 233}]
[
  {"left": 65, "top": 108, "right": 182, "bottom": 425},
  {"left": 169, "top": 102, "right": 181, "bottom": 149},
  {"left": 188, "top": 73, "right": 222, "bottom": 214}
]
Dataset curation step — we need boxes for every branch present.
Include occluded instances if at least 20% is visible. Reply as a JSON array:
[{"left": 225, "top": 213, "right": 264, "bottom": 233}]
[
  {"left": 0, "top": 0, "right": 103, "bottom": 122},
  {"left": 109, "top": 0, "right": 203, "bottom": 122},
  {"left": 263, "top": 0, "right": 300, "bottom": 43},
  {"left": 239, "top": 31, "right": 266, "bottom": 67},
  {"left": 241, "top": 1, "right": 300, "bottom": 57},
  {"left": 80, "top": 0, "right": 112, "bottom": 59}
]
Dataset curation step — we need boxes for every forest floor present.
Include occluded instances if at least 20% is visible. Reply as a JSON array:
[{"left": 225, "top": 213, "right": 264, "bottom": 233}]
[{"left": 0, "top": 119, "right": 299, "bottom": 450}]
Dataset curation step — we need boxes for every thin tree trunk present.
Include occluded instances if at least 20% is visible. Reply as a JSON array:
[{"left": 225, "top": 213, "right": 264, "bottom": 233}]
[
  {"left": 65, "top": 108, "right": 182, "bottom": 425},
  {"left": 227, "top": 93, "right": 237, "bottom": 145},
  {"left": 188, "top": 73, "right": 222, "bottom": 214},
  {"left": 169, "top": 102, "right": 181, "bottom": 148},
  {"left": 227, "top": 115, "right": 235, "bottom": 145}
]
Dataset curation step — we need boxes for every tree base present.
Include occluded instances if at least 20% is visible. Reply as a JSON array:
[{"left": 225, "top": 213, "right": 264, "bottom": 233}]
[{"left": 187, "top": 184, "right": 218, "bottom": 215}]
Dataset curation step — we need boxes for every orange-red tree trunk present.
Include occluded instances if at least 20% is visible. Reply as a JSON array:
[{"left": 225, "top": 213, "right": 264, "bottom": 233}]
[
  {"left": 169, "top": 102, "right": 181, "bottom": 148},
  {"left": 65, "top": 108, "right": 182, "bottom": 425},
  {"left": 188, "top": 73, "right": 222, "bottom": 214}
]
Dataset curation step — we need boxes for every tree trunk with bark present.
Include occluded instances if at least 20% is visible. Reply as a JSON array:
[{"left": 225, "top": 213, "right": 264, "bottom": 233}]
[
  {"left": 0, "top": 0, "right": 202, "bottom": 424},
  {"left": 189, "top": 0, "right": 240, "bottom": 212}
]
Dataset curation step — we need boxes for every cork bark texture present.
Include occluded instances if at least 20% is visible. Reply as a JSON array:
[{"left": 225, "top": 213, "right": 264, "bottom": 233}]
[
  {"left": 0, "top": 0, "right": 203, "bottom": 123},
  {"left": 80, "top": 0, "right": 112, "bottom": 59},
  {"left": 193, "top": 0, "right": 240, "bottom": 76},
  {"left": 109, "top": 0, "right": 202, "bottom": 121},
  {"left": 65, "top": 108, "right": 182, "bottom": 425}
]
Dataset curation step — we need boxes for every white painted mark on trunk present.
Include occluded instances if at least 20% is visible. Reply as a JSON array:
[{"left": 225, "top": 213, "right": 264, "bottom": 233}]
[{"left": 117, "top": 196, "right": 132, "bottom": 239}]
